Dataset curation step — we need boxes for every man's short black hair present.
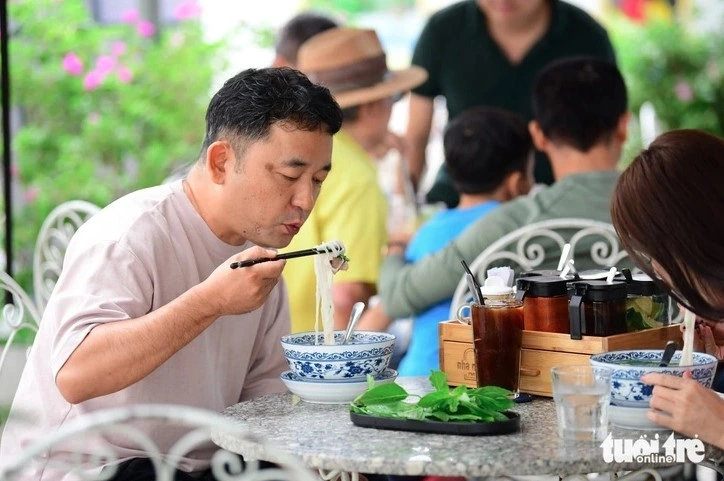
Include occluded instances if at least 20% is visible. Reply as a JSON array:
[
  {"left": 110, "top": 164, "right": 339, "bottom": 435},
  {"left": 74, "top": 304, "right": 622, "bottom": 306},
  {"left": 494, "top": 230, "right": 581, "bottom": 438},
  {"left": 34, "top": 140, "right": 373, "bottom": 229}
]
[
  {"left": 201, "top": 67, "right": 342, "bottom": 161},
  {"left": 275, "top": 12, "right": 338, "bottom": 66},
  {"left": 444, "top": 107, "right": 532, "bottom": 195},
  {"left": 532, "top": 57, "right": 628, "bottom": 153}
]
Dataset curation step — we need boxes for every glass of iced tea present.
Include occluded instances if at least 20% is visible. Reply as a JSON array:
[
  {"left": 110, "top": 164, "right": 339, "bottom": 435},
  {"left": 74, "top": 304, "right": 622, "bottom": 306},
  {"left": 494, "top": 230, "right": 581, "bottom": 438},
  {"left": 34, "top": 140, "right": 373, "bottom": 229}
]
[{"left": 471, "top": 299, "right": 524, "bottom": 391}]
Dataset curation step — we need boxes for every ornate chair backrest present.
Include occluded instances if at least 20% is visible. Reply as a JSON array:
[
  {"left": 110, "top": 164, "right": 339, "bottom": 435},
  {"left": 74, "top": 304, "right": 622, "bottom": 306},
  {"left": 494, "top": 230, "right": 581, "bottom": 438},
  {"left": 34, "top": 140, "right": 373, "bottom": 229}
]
[
  {"left": 0, "top": 270, "right": 41, "bottom": 408},
  {"left": 449, "top": 218, "right": 630, "bottom": 320},
  {"left": 33, "top": 200, "right": 101, "bottom": 313},
  {"left": 1, "top": 404, "right": 318, "bottom": 481}
]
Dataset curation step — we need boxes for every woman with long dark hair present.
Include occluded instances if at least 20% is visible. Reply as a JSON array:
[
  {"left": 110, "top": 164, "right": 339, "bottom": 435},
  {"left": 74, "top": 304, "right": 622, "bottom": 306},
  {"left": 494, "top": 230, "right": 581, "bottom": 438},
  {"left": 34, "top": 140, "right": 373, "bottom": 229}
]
[{"left": 611, "top": 129, "right": 724, "bottom": 448}]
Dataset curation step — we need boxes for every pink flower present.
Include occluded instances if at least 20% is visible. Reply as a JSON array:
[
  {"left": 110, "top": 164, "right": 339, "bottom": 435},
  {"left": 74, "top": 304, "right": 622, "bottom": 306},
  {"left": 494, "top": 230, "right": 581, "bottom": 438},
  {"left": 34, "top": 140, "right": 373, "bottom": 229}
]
[
  {"left": 23, "top": 186, "right": 39, "bottom": 203},
  {"left": 116, "top": 65, "right": 133, "bottom": 83},
  {"left": 136, "top": 20, "right": 156, "bottom": 38},
  {"left": 121, "top": 9, "right": 140, "bottom": 24},
  {"left": 83, "top": 70, "right": 106, "bottom": 91},
  {"left": 674, "top": 80, "right": 694, "bottom": 102},
  {"left": 173, "top": 1, "right": 202, "bottom": 20},
  {"left": 62, "top": 52, "right": 84, "bottom": 76},
  {"left": 87, "top": 112, "right": 101, "bottom": 125},
  {"left": 95, "top": 55, "right": 116, "bottom": 75},
  {"left": 111, "top": 41, "right": 126, "bottom": 57}
]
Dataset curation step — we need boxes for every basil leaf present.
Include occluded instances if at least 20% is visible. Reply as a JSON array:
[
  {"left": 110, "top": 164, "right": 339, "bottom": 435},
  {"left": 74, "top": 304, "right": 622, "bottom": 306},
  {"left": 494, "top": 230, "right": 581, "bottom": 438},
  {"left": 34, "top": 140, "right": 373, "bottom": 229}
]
[
  {"left": 349, "top": 370, "right": 513, "bottom": 424},
  {"left": 417, "top": 390, "right": 450, "bottom": 408},
  {"left": 429, "top": 370, "right": 448, "bottom": 392},
  {"left": 471, "top": 386, "right": 514, "bottom": 397},
  {"left": 352, "top": 382, "right": 408, "bottom": 406}
]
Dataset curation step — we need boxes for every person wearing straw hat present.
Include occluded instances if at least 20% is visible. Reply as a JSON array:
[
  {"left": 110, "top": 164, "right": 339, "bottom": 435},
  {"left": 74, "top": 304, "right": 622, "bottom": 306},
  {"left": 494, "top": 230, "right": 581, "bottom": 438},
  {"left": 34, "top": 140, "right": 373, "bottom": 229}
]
[{"left": 283, "top": 27, "right": 427, "bottom": 333}]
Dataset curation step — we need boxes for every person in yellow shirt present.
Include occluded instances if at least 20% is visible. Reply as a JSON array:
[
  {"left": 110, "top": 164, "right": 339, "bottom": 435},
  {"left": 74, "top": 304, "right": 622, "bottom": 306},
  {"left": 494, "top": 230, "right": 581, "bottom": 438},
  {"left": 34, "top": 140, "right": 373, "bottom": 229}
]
[{"left": 284, "top": 28, "right": 427, "bottom": 332}]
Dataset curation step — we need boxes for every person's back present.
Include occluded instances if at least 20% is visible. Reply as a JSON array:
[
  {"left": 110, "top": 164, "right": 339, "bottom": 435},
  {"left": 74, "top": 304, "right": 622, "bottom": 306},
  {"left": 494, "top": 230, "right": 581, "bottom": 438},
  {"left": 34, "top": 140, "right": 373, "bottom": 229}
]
[
  {"left": 378, "top": 57, "right": 629, "bottom": 319},
  {"left": 398, "top": 107, "right": 533, "bottom": 376},
  {"left": 406, "top": 0, "right": 617, "bottom": 207}
]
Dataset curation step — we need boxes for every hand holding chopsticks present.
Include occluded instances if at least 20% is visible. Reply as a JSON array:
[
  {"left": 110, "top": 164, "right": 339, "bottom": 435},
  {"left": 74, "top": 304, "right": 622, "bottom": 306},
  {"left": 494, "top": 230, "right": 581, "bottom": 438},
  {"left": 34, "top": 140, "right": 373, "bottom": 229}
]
[{"left": 230, "top": 240, "right": 346, "bottom": 269}]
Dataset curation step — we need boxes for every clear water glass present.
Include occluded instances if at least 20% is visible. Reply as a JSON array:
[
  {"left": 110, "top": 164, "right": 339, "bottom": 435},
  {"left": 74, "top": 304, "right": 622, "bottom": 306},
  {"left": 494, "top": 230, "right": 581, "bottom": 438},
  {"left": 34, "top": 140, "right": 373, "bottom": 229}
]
[{"left": 551, "top": 365, "right": 613, "bottom": 442}]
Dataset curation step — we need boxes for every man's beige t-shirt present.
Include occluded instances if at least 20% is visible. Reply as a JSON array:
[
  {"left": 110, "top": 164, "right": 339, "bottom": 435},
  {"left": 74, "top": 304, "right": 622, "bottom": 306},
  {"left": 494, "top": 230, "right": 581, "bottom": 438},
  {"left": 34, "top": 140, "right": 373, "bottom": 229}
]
[{"left": 0, "top": 180, "right": 289, "bottom": 480}]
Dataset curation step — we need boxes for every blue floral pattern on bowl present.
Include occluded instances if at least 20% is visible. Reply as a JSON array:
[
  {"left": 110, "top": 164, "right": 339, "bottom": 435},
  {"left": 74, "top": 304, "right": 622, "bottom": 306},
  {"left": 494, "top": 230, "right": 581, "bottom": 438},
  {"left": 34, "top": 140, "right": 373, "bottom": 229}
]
[
  {"left": 280, "top": 331, "right": 395, "bottom": 380},
  {"left": 287, "top": 355, "right": 392, "bottom": 380},
  {"left": 282, "top": 332, "right": 394, "bottom": 345},
  {"left": 282, "top": 346, "right": 394, "bottom": 361},
  {"left": 281, "top": 367, "right": 398, "bottom": 384},
  {"left": 590, "top": 350, "right": 718, "bottom": 408}
]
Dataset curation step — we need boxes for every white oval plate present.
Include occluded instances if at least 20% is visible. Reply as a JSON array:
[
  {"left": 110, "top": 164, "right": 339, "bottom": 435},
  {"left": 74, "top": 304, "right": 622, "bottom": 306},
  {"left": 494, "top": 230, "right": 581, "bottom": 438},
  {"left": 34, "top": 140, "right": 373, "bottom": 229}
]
[{"left": 280, "top": 368, "right": 398, "bottom": 404}]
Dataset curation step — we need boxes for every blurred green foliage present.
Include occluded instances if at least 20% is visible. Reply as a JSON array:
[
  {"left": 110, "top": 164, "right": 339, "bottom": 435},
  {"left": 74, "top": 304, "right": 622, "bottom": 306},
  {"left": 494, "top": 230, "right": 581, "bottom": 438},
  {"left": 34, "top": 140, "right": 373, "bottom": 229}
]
[
  {"left": 305, "top": 0, "right": 415, "bottom": 17},
  {"left": 610, "top": 16, "right": 724, "bottom": 165},
  {"left": 3, "top": 0, "right": 224, "bottom": 290}
]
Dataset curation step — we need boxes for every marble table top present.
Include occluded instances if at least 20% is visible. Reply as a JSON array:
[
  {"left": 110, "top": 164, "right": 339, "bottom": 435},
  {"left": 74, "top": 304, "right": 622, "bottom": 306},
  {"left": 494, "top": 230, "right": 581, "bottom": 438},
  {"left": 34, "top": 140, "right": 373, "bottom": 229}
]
[{"left": 215, "top": 377, "right": 724, "bottom": 478}]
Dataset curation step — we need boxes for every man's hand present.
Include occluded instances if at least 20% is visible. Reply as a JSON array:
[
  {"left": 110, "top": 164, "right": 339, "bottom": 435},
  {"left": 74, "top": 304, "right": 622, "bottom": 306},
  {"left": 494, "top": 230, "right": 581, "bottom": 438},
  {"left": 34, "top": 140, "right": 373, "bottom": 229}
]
[{"left": 202, "top": 246, "right": 286, "bottom": 317}]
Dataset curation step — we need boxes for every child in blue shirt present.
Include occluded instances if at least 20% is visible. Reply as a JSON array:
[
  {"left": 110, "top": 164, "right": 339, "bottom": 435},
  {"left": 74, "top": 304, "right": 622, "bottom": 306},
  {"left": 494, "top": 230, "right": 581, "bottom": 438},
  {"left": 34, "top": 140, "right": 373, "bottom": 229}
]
[{"left": 360, "top": 106, "right": 534, "bottom": 376}]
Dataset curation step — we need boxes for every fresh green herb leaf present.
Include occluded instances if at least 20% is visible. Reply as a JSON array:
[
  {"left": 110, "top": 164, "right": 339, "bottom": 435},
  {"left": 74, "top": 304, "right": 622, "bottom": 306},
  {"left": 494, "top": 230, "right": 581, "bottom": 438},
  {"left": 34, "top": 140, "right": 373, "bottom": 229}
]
[
  {"left": 417, "top": 391, "right": 450, "bottom": 409},
  {"left": 352, "top": 382, "right": 408, "bottom": 406},
  {"left": 350, "top": 370, "right": 514, "bottom": 424},
  {"left": 366, "top": 374, "right": 375, "bottom": 391},
  {"left": 429, "top": 370, "right": 448, "bottom": 393}
]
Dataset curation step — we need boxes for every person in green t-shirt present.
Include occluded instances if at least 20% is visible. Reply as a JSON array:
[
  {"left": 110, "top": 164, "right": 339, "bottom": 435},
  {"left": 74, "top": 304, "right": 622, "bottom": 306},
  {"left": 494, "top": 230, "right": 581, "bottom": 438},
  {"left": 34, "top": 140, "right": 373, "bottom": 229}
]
[{"left": 406, "top": 0, "right": 616, "bottom": 208}]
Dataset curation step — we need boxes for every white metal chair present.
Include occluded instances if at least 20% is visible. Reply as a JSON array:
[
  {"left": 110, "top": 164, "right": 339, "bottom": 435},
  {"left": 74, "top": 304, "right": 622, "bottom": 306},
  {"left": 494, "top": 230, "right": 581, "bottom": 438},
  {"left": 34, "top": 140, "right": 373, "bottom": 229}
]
[
  {"left": 449, "top": 218, "right": 630, "bottom": 320},
  {"left": 0, "top": 404, "right": 318, "bottom": 481},
  {"left": 33, "top": 200, "right": 100, "bottom": 313},
  {"left": 0, "top": 270, "right": 41, "bottom": 409}
]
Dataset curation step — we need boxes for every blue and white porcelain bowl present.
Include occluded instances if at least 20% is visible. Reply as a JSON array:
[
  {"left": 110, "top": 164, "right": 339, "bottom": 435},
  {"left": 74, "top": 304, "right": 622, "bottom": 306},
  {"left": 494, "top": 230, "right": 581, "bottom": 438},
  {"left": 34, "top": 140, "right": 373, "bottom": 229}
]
[
  {"left": 590, "top": 349, "right": 718, "bottom": 408},
  {"left": 280, "top": 331, "right": 395, "bottom": 381}
]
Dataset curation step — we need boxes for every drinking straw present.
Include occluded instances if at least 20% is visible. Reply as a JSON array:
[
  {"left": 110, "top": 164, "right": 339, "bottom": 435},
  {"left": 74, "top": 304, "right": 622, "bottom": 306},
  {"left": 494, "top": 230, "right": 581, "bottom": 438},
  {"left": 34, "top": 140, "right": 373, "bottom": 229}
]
[
  {"left": 461, "top": 260, "right": 484, "bottom": 305},
  {"left": 681, "top": 309, "right": 696, "bottom": 366}
]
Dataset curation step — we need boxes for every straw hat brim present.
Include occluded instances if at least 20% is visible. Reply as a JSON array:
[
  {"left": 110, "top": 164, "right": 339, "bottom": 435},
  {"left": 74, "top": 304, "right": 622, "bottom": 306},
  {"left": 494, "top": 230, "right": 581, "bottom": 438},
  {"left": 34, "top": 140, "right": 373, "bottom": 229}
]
[{"left": 331, "top": 66, "right": 428, "bottom": 109}]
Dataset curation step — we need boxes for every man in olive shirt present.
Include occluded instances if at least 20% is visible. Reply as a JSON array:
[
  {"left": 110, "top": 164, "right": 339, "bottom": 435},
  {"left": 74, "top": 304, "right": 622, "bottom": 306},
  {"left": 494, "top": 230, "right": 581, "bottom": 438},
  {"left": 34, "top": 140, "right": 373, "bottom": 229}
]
[
  {"left": 407, "top": 0, "right": 616, "bottom": 207},
  {"left": 380, "top": 57, "right": 628, "bottom": 319}
]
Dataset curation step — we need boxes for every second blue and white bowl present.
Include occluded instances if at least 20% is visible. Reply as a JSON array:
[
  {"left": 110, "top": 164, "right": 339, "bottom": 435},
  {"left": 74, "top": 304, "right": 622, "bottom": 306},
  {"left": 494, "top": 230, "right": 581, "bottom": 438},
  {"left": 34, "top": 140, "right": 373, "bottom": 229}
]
[
  {"left": 590, "top": 349, "right": 718, "bottom": 408},
  {"left": 280, "top": 331, "right": 395, "bottom": 381}
]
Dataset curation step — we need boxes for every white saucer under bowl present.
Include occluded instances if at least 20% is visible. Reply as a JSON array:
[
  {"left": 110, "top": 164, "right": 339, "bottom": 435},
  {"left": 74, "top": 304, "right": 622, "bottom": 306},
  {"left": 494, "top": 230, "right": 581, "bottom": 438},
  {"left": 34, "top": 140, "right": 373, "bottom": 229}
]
[
  {"left": 280, "top": 368, "right": 398, "bottom": 404},
  {"left": 609, "top": 405, "right": 670, "bottom": 431}
]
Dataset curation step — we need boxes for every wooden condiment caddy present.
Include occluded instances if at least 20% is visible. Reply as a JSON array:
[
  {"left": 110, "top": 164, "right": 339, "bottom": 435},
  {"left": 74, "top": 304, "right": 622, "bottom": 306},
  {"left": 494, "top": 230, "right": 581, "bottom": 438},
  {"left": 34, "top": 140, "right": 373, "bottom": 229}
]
[{"left": 438, "top": 320, "right": 682, "bottom": 396}]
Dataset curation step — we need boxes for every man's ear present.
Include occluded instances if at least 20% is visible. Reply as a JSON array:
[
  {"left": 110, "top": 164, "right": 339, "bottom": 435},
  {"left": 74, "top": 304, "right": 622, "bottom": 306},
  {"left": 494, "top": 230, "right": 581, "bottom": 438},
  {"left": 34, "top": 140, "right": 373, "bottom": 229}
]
[
  {"left": 502, "top": 170, "right": 523, "bottom": 200},
  {"left": 272, "top": 55, "right": 290, "bottom": 68},
  {"left": 502, "top": 169, "right": 532, "bottom": 200},
  {"left": 529, "top": 120, "right": 548, "bottom": 152},
  {"left": 616, "top": 112, "right": 631, "bottom": 143},
  {"left": 204, "top": 141, "right": 234, "bottom": 184}
]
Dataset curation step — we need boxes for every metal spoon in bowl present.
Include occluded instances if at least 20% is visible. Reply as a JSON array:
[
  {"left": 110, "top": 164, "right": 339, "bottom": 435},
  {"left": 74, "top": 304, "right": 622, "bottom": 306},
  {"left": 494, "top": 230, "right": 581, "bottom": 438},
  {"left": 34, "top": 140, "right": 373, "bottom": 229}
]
[
  {"left": 659, "top": 340, "right": 678, "bottom": 367},
  {"left": 342, "top": 302, "right": 365, "bottom": 345}
]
